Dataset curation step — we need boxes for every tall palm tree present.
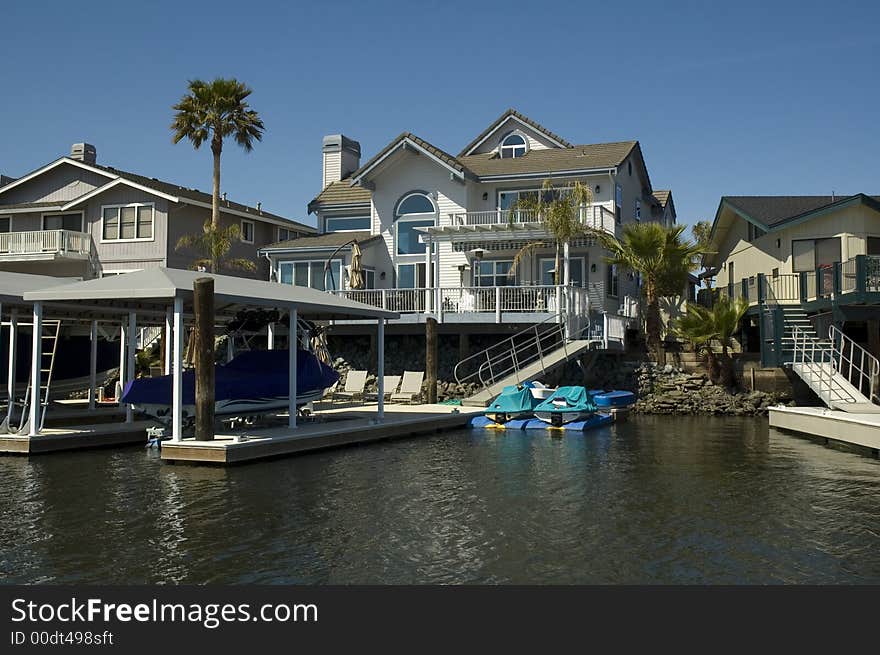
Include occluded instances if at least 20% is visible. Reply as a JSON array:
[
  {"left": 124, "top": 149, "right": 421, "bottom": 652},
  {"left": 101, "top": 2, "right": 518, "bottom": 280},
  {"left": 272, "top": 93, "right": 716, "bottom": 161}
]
[
  {"left": 673, "top": 296, "right": 748, "bottom": 387},
  {"left": 507, "top": 180, "right": 594, "bottom": 284},
  {"left": 601, "top": 222, "right": 702, "bottom": 361},
  {"left": 171, "top": 78, "right": 264, "bottom": 272}
]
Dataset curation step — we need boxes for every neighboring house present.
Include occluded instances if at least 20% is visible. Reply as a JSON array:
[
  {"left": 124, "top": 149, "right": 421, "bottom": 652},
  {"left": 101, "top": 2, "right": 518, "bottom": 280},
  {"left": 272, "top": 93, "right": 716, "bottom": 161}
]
[
  {"left": 260, "top": 109, "right": 675, "bottom": 336},
  {"left": 0, "top": 143, "right": 315, "bottom": 280},
  {"left": 702, "top": 194, "right": 880, "bottom": 365}
]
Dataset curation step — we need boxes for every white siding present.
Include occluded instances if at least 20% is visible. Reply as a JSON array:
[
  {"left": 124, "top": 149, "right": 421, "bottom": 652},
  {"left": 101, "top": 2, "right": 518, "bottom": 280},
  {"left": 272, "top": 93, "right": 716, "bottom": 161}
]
[{"left": 466, "top": 117, "right": 564, "bottom": 155}]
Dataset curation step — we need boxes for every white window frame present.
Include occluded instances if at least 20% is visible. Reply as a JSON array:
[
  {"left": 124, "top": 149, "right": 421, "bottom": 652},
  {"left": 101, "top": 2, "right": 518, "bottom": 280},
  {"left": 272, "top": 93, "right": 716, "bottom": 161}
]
[
  {"left": 100, "top": 203, "right": 154, "bottom": 243},
  {"left": 499, "top": 132, "right": 528, "bottom": 159},
  {"left": 41, "top": 211, "right": 84, "bottom": 233},
  {"left": 394, "top": 192, "right": 437, "bottom": 258},
  {"left": 539, "top": 256, "right": 586, "bottom": 287},
  {"left": 278, "top": 258, "right": 343, "bottom": 291},
  {"left": 277, "top": 226, "right": 294, "bottom": 242},
  {"left": 474, "top": 259, "right": 514, "bottom": 287},
  {"left": 240, "top": 219, "right": 255, "bottom": 244},
  {"left": 324, "top": 215, "right": 371, "bottom": 232}
]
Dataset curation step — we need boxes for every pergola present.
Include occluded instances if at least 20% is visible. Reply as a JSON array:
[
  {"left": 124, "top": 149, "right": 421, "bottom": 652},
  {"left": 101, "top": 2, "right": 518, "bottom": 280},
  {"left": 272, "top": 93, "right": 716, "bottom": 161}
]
[{"left": 17, "top": 268, "right": 398, "bottom": 439}]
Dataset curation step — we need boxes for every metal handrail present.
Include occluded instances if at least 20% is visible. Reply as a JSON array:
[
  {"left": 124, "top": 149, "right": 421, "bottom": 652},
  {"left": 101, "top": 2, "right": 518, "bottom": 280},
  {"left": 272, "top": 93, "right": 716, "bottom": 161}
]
[
  {"left": 453, "top": 316, "right": 567, "bottom": 389},
  {"left": 828, "top": 324, "right": 880, "bottom": 403}
]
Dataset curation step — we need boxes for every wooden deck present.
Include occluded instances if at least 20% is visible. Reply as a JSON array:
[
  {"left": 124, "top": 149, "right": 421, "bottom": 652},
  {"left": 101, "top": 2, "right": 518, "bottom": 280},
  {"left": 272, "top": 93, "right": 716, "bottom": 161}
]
[
  {"left": 0, "top": 420, "right": 153, "bottom": 454},
  {"left": 160, "top": 403, "right": 481, "bottom": 465},
  {"left": 769, "top": 405, "right": 880, "bottom": 456}
]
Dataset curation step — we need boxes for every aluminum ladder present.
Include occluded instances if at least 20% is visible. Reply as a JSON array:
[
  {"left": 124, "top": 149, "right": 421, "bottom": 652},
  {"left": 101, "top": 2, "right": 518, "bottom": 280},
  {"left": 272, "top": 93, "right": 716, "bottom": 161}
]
[{"left": 16, "top": 319, "right": 62, "bottom": 434}]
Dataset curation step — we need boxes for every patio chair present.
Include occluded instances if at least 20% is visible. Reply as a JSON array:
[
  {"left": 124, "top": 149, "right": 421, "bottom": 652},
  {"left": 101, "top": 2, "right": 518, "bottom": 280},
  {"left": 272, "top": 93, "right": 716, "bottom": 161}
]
[
  {"left": 333, "top": 370, "right": 368, "bottom": 403},
  {"left": 365, "top": 375, "right": 401, "bottom": 402},
  {"left": 390, "top": 371, "right": 425, "bottom": 404}
]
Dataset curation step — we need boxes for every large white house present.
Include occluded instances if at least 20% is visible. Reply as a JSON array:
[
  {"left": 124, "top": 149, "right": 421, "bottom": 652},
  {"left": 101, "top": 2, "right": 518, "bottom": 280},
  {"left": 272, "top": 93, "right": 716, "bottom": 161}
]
[{"left": 261, "top": 109, "right": 675, "bottom": 333}]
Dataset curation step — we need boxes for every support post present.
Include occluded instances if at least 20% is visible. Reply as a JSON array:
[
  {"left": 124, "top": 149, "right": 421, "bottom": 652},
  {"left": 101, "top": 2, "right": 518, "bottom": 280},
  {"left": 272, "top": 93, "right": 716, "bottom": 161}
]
[
  {"left": 495, "top": 286, "right": 502, "bottom": 324},
  {"left": 267, "top": 322, "right": 275, "bottom": 349},
  {"left": 126, "top": 312, "right": 136, "bottom": 423},
  {"left": 426, "top": 316, "right": 438, "bottom": 404},
  {"left": 172, "top": 297, "right": 183, "bottom": 441},
  {"left": 377, "top": 318, "right": 385, "bottom": 420},
  {"left": 194, "top": 278, "right": 215, "bottom": 441},
  {"left": 118, "top": 322, "right": 126, "bottom": 399},
  {"left": 563, "top": 241, "right": 571, "bottom": 287},
  {"left": 425, "top": 245, "right": 433, "bottom": 313},
  {"left": 7, "top": 308, "right": 17, "bottom": 421},
  {"left": 289, "top": 307, "right": 297, "bottom": 429},
  {"left": 164, "top": 307, "right": 172, "bottom": 374},
  {"left": 89, "top": 320, "right": 97, "bottom": 410},
  {"left": 29, "top": 302, "right": 42, "bottom": 436}
]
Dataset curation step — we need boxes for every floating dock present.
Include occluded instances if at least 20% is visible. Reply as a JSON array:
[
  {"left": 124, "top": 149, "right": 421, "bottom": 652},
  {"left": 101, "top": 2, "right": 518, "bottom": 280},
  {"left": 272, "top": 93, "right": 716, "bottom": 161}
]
[
  {"left": 160, "top": 404, "right": 482, "bottom": 465},
  {"left": 768, "top": 406, "right": 880, "bottom": 456},
  {"left": 0, "top": 420, "right": 153, "bottom": 455}
]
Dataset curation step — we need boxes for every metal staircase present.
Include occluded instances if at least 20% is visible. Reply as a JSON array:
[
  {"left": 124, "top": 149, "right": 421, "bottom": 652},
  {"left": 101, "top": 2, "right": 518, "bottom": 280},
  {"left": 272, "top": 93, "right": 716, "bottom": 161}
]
[
  {"left": 12, "top": 320, "right": 62, "bottom": 434},
  {"left": 787, "top": 323, "right": 880, "bottom": 412},
  {"left": 455, "top": 317, "right": 592, "bottom": 407}
]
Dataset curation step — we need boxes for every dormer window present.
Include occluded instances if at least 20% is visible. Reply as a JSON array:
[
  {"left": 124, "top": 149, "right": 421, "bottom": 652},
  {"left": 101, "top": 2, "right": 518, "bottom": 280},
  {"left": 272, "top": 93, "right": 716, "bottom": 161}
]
[{"left": 500, "top": 133, "right": 527, "bottom": 158}]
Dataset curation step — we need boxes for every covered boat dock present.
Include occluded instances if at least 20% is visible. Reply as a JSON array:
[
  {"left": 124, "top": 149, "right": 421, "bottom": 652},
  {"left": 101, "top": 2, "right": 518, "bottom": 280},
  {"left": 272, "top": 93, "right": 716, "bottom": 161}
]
[{"left": 9, "top": 268, "right": 475, "bottom": 462}]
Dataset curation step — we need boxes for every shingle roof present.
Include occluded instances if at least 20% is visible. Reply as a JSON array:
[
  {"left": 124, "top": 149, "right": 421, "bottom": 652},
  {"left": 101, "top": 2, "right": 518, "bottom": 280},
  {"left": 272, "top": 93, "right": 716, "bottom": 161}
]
[
  {"left": 261, "top": 230, "right": 383, "bottom": 251},
  {"left": 350, "top": 132, "right": 465, "bottom": 181},
  {"left": 652, "top": 190, "right": 671, "bottom": 207},
  {"left": 458, "top": 108, "right": 573, "bottom": 156},
  {"left": 723, "top": 195, "right": 880, "bottom": 227},
  {"left": 307, "top": 179, "right": 372, "bottom": 213},
  {"left": 458, "top": 141, "right": 637, "bottom": 177},
  {"left": 0, "top": 200, "right": 65, "bottom": 210},
  {"left": 89, "top": 163, "right": 315, "bottom": 233}
]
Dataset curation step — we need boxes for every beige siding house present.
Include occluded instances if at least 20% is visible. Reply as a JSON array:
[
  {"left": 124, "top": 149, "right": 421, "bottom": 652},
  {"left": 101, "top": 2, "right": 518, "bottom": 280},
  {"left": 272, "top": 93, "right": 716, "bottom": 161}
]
[
  {"left": 0, "top": 143, "right": 315, "bottom": 280},
  {"left": 260, "top": 109, "right": 675, "bottom": 337}
]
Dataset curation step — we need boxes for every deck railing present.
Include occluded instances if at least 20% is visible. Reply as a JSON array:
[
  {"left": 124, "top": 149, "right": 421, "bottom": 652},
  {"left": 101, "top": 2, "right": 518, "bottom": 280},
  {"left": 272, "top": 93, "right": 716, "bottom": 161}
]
[
  {"left": 448, "top": 205, "right": 617, "bottom": 235},
  {"left": 0, "top": 229, "right": 92, "bottom": 257}
]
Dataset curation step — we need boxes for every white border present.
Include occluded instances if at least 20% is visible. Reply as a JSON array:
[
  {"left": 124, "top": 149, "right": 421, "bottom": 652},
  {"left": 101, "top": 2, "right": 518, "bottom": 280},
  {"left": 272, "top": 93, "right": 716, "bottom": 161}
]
[
  {"left": 100, "top": 202, "right": 155, "bottom": 243},
  {"left": 240, "top": 219, "right": 255, "bottom": 243}
]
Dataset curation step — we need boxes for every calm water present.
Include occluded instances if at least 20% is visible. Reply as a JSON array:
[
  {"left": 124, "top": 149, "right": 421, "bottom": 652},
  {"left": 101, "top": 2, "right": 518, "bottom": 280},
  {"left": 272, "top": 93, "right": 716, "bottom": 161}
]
[{"left": 1, "top": 416, "right": 879, "bottom": 584}]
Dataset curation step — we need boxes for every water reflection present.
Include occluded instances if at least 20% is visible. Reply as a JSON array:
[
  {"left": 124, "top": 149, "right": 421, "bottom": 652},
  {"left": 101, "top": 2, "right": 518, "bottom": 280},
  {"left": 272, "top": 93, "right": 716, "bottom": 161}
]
[{"left": 0, "top": 416, "right": 878, "bottom": 584}]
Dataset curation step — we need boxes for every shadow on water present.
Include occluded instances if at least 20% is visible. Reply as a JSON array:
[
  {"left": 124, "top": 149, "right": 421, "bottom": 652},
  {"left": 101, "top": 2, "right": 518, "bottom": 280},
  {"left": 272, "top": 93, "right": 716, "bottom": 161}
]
[{"left": 0, "top": 416, "right": 878, "bottom": 584}]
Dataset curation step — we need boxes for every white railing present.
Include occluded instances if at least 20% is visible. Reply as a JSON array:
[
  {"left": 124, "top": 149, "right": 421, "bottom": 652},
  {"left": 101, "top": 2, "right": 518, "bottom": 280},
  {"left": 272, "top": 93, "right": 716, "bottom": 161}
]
[
  {"left": 789, "top": 323, "right": 880, "bottom": 406},
  {"left": 766, "top": 274, "right": 800, "bottom": 302},
  {"left": 0, "top": 230, "right": 92, "bottom": 256},
  {"left": 448, "top": 205, "right": 617, "bottom": 235}
]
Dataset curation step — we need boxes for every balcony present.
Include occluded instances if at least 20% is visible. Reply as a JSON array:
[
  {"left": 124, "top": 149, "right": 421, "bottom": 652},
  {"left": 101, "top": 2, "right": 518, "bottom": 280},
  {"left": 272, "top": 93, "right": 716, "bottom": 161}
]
[
  {"left": 0, "top": 229, "right": 93, "bottom": 261},
  {"left": 334, "top": 284, "right": 590, "bottom": 324},
  {"left": 448, "top": 205, "right": 618, "bottom": 237}
]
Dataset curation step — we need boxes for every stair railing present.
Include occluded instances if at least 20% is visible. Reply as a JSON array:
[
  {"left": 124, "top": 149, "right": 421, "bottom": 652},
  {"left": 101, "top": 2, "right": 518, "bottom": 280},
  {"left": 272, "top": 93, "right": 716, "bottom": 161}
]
[
  {"left": 789, "top": 323, "right": 869, "bottom": 406},
  {"left": 453, "top": 316, "right": 569, "bottom": 389},
  {"left": 828, "top": 325, "right": 880, "bottom": 403}
]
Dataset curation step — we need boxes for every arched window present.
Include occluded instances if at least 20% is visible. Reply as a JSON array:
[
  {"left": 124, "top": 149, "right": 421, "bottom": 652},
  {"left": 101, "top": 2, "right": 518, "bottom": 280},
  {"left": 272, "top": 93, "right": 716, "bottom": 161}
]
[
  {"left": 395, "top": 192, "right": 436, "bottom": 255},
  {"left": 500, "top": 133, "right": 528, "bottom": 158}
]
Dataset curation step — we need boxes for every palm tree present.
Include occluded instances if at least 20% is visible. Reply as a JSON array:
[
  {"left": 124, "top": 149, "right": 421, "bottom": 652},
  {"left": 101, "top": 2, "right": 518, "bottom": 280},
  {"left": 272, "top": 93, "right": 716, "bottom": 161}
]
[
  {"left": 507, "top": 180, "right": 594, "bottom": 284},
  {"left": 171, "top": 78, "right": 264, "bottom": 272},
  {"left": 601, "top": 223, "right": 702, "bottom": 362},
  {"left": 175, "top": 221, "right": 257, "bottom": 273},
  {"left": 673, "top": 296, "right": 749, "bottom": 387}
]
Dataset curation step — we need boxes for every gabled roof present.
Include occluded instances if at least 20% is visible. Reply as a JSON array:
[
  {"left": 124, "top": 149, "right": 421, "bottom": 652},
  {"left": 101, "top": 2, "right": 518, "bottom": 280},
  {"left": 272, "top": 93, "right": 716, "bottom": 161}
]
[
  {"left": 458, "top": 141, "right": 638, "bottom": 178},
  {"left": 260, "top": 230, "right": 383, "bottom": 251},
  {"left": 458, "top": 108, "right": 573, "bottom": 156},
  {"left": 0, "top": 156, "right": 315, "bottom": 233},
  {"left": 307, "top": 180, "right": 372, "bottom": 214},
  {"left": 721, "top": 195, "right": 880, "bottom": 228},
  {"left": 349, "top": 132, "right": 466, "bottom": 186},
  {"left": 652, "top": 190, "right": 671, "bottom": 207}
]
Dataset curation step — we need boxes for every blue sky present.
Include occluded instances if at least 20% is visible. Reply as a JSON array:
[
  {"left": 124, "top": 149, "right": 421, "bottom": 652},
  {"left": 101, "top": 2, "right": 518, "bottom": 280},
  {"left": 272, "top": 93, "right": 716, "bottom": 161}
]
[{"left": 1, "top": 0, "right": 878, "bottom": 230}]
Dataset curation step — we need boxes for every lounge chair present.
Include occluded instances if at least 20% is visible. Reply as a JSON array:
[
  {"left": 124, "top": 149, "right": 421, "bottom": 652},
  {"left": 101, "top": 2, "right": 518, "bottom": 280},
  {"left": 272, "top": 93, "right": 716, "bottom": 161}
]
[
  {"left": 333, "top": 370, "right": 368, "bottom": 403},
  {"left": 365, "top": 375, "right": 401, "bottom": 402},
  {"left": 390, "top": 371, "right": 425, "bottom": 404}
]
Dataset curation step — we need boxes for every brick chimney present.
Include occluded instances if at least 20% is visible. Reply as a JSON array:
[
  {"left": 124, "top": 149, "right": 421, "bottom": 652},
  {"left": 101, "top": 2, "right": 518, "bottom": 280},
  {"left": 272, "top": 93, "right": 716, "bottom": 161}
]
[{"left": 322, "top": 135, "right": 360, "bottom": 188}]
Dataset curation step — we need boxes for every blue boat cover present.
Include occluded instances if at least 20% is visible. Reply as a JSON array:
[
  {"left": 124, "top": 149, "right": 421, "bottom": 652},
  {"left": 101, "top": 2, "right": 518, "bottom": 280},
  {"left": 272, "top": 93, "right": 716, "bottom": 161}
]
[
  {"left": 487, "top": 384, "right": 539, "bottom": 414},
  {"left": 534, "top": 386, "right": 597, "bottom": 414},
  {"left": 593, "top": 390, "right": 636, "bottom": 408},
  {"left": 121, "top": 350, "right": 339, "bottom": 406}
]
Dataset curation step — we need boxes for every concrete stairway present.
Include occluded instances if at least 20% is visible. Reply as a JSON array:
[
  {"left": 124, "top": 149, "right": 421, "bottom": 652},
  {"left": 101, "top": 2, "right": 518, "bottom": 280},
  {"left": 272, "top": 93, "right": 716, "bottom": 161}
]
[{"left": 462, "top": 339, "right": 592, "bottom": 407}]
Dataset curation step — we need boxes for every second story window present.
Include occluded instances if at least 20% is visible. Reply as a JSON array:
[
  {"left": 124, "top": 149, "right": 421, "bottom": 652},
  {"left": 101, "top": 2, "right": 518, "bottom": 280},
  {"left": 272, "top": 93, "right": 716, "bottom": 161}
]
[
  {"left": 500, "top": 133, "right": 527, "bottom": 158},
  {"left": 0, "top": 217, "right": 11, "bottom": 233},
  {"left": 43, "top": 212, "right": 83, "bottom": 232},
  {"left": 277, "top": 227, "right": 295, "bottom": 242},
  {"left": 395, "top": 192, "right": 436, "bottom": 255},
  {"left": 102, "top": 204, "right": 153, "bottom": 241},
  {"left": 240, "top": 219, "right": 255, "bottom": 243},
  {"left": 615, "top": 185, "right": 623, "bottom": 223},
  {"left": 325, "top": 215, "right": 371, "bottom": 232},
  {"left": 747, "top": 223, "right": 766, "bottom": 242},
  {"left": 635, "top": 199, "right": 641, "bottom": 221}
]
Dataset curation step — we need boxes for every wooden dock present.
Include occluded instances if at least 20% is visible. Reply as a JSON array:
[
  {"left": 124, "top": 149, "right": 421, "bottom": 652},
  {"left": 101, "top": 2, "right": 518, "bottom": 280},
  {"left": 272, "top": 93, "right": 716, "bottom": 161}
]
[
  {"left": 160, "top": 404, "right": 481, "bottom": 465},
  {"left": 0, "top": 420, "right": 153, "bottom": 455},
  {"left": 769, "top": 406, "right": 880, "bottom": 456}
]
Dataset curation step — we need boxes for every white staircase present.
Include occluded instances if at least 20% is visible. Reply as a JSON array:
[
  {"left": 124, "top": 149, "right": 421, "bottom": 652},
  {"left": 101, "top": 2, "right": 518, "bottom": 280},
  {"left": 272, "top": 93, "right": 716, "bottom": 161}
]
[{"left": 787, "top": 323, "right": 880, "bottom": 412}]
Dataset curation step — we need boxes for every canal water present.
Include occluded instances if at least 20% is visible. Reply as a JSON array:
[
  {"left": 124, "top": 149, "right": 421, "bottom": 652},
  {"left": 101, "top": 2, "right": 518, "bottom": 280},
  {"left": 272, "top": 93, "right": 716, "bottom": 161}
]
[{"left": 1, "top": 416, "right": 879, "bottom": 584}]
